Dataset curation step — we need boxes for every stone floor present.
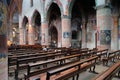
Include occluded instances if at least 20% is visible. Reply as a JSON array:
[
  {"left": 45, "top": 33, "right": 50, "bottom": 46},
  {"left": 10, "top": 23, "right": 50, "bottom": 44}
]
[{"left": 9, "top": 61, "right": 120, "bottom": 80}]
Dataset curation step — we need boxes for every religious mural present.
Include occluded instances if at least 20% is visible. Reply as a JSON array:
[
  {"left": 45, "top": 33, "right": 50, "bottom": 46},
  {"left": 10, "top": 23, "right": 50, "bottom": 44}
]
[
  {"left": 0, "top": 0, "right": 8, "bottom": 79},
  {"left": 119, "top": 18, "right": 120, "bottom": 39},
  {"left": 87, "top": 32, "right": 92, "bottom": 42},
  {"left": 63, "top": 32, "right": 71, "bottom": 38},
  {"left": 100, "top": 30, "right": 111, "bottom": 45},
  {"left": 0, "top": 0, "right": 7, "bottom": 35}
]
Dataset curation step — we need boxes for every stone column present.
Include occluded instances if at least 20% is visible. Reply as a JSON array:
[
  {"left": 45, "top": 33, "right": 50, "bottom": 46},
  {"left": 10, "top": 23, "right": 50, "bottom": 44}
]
[
  {"left": 0, "top": 1, "right": 8, "bottom": 80},
  {"left": 61, "top": 15, "right": 71, "bottom": 48},
  {"left": 58, "top": 31, "right": 62, "bottom": 47},
  {"left": 19, "top": 27, "right": 26, "bottom": 45},
  {"left": 8, "top": 20, "right": 13, "bottom": 42},
  {"left": 41, "top": 21, "right": 49, "bottom": 46},
  {"left": 96, "top": 5, "right": 112, "bottom": 50},
  {"left": 28, "top": 19, "right": 35, "bottom": 45},
  {"left": 0, "top": 35, "right": 8, "bottom": 80},
  {"left": 19, "top": 17, "right": 26, "bottom": 45},
  {"left": 111, "top": 16, "right": 118, "bottom": 50},
  {"left": 118, "top": 18, "right": 120, "bottom": 49},
  {"left": 82, "top": 22, "right": 87, "bottom": 48}
]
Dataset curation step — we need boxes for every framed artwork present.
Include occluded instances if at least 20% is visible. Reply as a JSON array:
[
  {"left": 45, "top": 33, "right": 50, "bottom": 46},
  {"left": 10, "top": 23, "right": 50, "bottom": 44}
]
[
  {"left": 63, "top": 32, "right": 71, "bottom": 38},
  {"left": 100, "top": 30, "right": 111, "bottom": 45}
]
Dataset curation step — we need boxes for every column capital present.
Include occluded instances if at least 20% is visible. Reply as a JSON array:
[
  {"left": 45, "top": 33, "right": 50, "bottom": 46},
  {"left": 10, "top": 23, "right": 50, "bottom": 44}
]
[
  {"left": 61, "top": 15, "right": 71, "bottom": 19},
  {"left": 95, "top": 4, "right": 112, "bottom": 10},
  {"left": 41, "top": 17, "right": 48, "bottom": 23},
  {"left": 41, "top": 20, "right": 48, "bottom": 24}
]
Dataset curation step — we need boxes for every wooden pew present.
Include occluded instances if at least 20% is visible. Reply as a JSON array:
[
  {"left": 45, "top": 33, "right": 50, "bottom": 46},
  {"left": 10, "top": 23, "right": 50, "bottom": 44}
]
[
  {"left": 14, "top": 49, "right": 80, "bottom": 80},
  {"left": 8, "top": 44, "right": 42, "bottom": 50},
  {"left": 102, "top": 50, "right": 119, "bottom": 66},
  {"left": 25, "top": 49, "right": 97, "bottom": 79},
  {"left": 8, "top": 48, "right": 80, "bottom": 68},
  {"left": 92, "top": 60, "right": 120, "bottom": 80},
  {"left": 24, "top": 53, "right": 81, "bottom": 79},
  {"left": 15, "top": 48, "right": 90, "bottom": 80},
  {"left": 96, "top": 49, "right": 108, "bottom": 62},
  {"left": 8, "top": 50, "right": 62, "bottom": 66},
  {"left": 80, "top": 48, "right": 97, "bottom": 59},
  {"left": 46, "top": 56, "right": 98, "bottom": 80}
]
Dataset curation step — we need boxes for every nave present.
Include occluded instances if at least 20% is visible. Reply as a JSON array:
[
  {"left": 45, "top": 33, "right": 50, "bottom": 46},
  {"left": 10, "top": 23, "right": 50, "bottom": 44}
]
[{"left": 1, "top": 0, "right": 120, "bottom": 80}]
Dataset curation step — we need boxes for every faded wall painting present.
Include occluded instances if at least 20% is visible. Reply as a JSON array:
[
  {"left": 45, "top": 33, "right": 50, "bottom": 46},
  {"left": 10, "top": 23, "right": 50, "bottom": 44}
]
[
  {"left": 0, "top": 0, "right": 7, "bottom": 35},
  {"left": 63, "top": 32, "right": 71, "bottom": 38},
  {"left": 100, "top": 30, "right": 111, "bottom": 45},
  {"left": 87, "top": 32, "right": 92, "bottom": 42},
  {"left": 0, "top": 1, "right": 8, "bottom": 79}
]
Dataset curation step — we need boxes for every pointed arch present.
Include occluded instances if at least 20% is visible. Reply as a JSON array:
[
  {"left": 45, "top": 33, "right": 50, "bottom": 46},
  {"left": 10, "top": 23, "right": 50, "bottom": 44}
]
[
  {"left": 22, "top": 16, "right": 28, "bottom": 28},
  {"left": 31, "top": 10, "right": 41, "bottom": 26},
  {"left": 68, "top": 0, "right": 76, "bottom": 17},
  {"left": 68, "top": 0, "right": 96, "bottom": 17},
  {"left": 45, "top": 0, "right": 63, "bottom": 15},
  {"left": 47, "top": 2, "right": 61, "bottom": 23}
]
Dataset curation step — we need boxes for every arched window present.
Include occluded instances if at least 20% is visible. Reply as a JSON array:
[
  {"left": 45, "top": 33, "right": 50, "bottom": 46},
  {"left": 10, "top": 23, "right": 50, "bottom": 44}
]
[{"left": 30, "top": 0, "right": 33, "bottom": 7}]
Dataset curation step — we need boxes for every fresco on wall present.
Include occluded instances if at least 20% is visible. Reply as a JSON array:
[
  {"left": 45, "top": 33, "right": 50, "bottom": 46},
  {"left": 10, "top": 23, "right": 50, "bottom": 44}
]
[
  {"left": 87, "top": 32, "right": 92, "bottom": 42},
  {"left": 0, "top": 1, "right": 8, "bottom": 79},
  {"left": 119, "top": 25, "right": 120, "bottom": 39},
  {"left": 63, "top": 32, "right": 71, "bottom": 38},
  {"left": 119, "top": 18, "right": 120, "bottom": 39},
  {"left": 100, "top": 30, "right": 111, "bottom": 45},
  {"left": 0, "top": 0, "right": 7, "bottom": 35}
]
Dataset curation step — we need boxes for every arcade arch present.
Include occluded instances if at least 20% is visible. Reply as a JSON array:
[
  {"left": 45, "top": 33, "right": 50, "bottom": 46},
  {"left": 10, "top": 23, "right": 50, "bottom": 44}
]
[
  {"left": 22, "top": 16, "right": 29, "bottom": 44},
  {"left": 32, "top": 10, "right": 41, "bottom": 44},
  {"left": 47, "top": 3, "right": 61, "bottom": 47},
  {"left": 70, "top": 0, "right": 96, "bottom": 48}
]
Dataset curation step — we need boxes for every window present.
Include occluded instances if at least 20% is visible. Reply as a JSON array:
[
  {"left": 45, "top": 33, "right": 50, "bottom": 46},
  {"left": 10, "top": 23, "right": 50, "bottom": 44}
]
[{"left": 30, "top": 0, "right": 33, "bottom": 7}]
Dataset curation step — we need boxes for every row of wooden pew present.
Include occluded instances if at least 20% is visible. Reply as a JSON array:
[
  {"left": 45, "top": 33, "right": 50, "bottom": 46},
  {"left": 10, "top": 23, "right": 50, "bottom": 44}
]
[
  {"left": 92, "top": 56, "right": 120, "bottom": 80},
  {"left": 8, "top": 47, "right": 120, "bottom": 80},
  {"left": 8, "top": 47, "right": 90, "bottom": 80},
  {"left": 8, "top": 44, "right": 43, "bottom": 50}
]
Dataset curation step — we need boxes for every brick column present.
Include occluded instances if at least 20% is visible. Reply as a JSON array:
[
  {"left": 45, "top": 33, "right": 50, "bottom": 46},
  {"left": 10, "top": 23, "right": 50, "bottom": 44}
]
[
  {"left": 0, "top": 1, "right": 8, "bottom": 80},
  {"left": 28, "top": 19, "right": 35, "bottom": 45},
  {"left": 111, "top": 16, "right": 118, "bottom": 50},
  {"left": 41, "top": 21, "right": 49, "bottom": 46},
  {"left": 96, "top": 6, "right": 112, "bottom": 50},
  {"left": 61, "top": 15, "right": 71, "bottom": 47}
]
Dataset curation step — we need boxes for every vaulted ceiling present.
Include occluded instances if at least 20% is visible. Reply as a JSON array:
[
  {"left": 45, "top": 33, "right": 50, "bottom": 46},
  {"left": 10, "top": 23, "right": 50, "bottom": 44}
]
[{"left": 7, "top": 0, "right": 23, "bottom": 20}]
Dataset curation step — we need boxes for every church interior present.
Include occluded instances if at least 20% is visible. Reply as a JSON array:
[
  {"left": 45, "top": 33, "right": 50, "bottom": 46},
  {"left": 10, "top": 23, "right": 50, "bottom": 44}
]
[{"left": 1, "top": 0, "right": 120, "bottom": 80}]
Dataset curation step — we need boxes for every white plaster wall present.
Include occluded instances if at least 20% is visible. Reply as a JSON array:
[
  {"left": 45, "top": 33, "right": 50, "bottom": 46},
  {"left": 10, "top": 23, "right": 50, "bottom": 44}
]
[
  {"left": 60, "top": 0, "right": 68, "bottom": 16},
  {"left": 95, "top": 0, "right": 105, "bottom": 6},
  {"left": 45, "top": 0, "right": 68, "bottom": 16},
  {"left": 45, "top": 0, "right": 52, "bottom": 11},
  {"left": 21, "top": 0, "right": 44, "bottom": 23},
  {"left": 21, "top": 0, "right": 68, "bottom": 23},
  {"left": 87, "top": 23, "right": 96, "bottom": 49}
]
